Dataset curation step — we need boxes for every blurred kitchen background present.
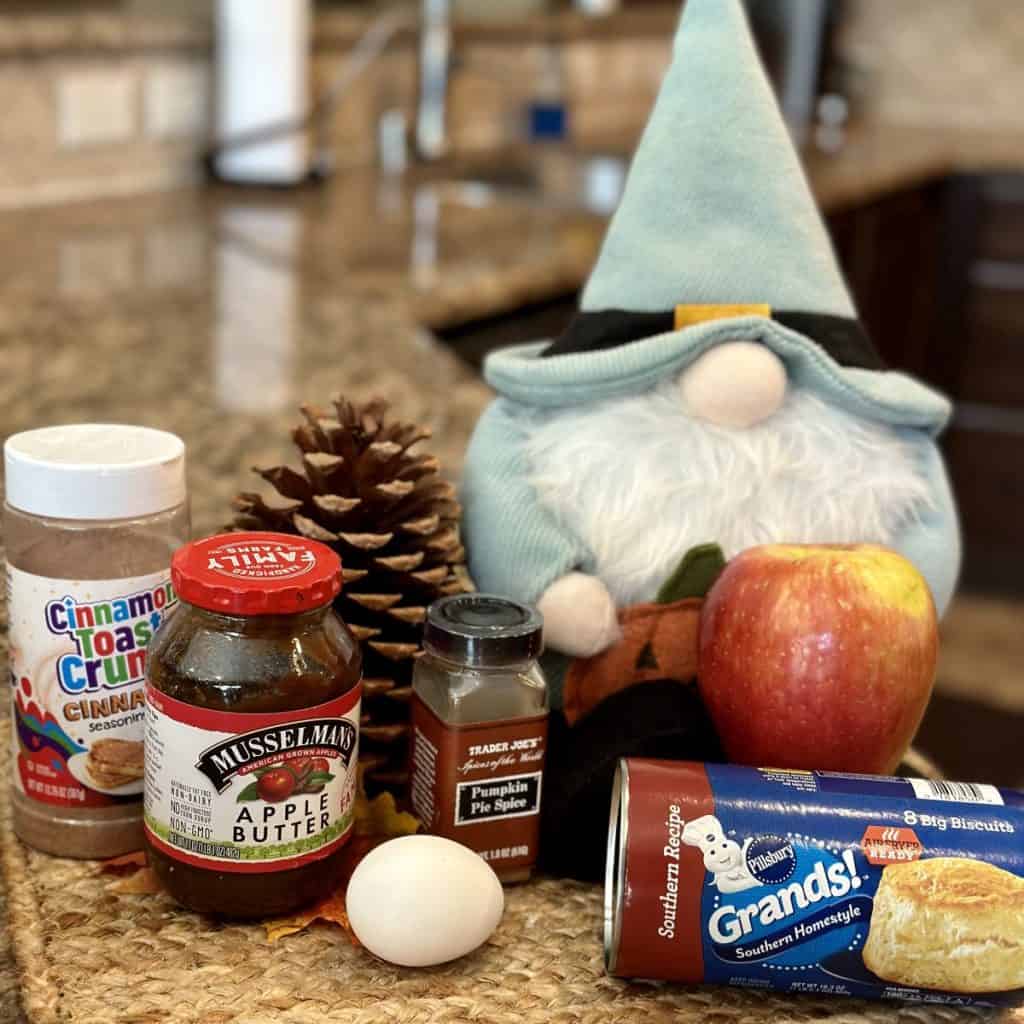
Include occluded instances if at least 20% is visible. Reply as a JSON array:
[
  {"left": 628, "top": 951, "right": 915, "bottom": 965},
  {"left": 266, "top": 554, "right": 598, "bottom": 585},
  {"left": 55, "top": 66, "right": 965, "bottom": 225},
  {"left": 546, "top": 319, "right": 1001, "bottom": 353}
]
[{"left": 0, "top": 0, "right": 1020, "bottom": 784}]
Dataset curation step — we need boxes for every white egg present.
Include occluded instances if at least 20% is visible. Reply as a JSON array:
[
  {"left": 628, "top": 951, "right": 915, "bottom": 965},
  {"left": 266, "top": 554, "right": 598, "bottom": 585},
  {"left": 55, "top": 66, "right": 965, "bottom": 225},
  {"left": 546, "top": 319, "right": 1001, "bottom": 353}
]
[{"left": 346, "top": 835, "right": 505, "bottom": 967}]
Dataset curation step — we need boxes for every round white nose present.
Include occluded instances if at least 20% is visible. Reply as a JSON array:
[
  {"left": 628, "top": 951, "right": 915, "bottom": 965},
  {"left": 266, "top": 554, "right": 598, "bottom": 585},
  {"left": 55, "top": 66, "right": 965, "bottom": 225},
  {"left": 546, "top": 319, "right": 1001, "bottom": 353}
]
[{"left": 678, "top": 341, "right": 787, "bottom": 429}]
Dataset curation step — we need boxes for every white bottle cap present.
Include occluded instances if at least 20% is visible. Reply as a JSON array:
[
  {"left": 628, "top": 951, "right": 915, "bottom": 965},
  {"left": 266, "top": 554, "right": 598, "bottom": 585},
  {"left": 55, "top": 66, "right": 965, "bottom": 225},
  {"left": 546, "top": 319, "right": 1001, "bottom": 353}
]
[{"left": 4, "top": 424, "right": 186, "bottom": 521}]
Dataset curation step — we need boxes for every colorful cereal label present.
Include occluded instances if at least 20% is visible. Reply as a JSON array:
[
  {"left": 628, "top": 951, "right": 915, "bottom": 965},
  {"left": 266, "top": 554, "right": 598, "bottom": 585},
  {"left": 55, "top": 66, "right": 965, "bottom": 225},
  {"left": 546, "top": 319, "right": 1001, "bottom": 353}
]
[{"left": 7, "top": 566, "right": 174, "bottom": 807}]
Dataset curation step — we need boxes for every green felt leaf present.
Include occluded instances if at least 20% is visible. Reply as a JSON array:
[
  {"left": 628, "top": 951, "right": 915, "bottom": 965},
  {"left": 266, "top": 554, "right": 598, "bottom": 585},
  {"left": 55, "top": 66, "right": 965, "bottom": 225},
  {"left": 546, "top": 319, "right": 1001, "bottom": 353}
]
[{"left": 656, "top": 543, "right": 727, "bottom": 604}]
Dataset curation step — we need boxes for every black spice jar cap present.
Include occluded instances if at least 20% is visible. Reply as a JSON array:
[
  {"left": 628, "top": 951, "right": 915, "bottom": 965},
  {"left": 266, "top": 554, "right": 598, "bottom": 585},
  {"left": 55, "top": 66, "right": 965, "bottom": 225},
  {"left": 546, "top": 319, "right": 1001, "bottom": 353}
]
[{"left": 424, "top": 594, "right": 543, "bottom": 668}]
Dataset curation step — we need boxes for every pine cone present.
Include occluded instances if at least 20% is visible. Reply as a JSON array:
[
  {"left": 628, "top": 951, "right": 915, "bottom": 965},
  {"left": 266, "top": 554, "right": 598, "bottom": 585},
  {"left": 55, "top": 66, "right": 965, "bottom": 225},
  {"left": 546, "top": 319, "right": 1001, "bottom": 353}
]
[{"left": 232, "top": 395, "right": 470, "bottom": 796}]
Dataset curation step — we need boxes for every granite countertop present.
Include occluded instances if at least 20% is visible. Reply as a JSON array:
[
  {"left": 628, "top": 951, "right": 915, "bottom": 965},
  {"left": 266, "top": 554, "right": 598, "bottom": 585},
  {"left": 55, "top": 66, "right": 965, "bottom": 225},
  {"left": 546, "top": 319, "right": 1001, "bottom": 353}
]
[
  {"left": 0, "top": 183, "right": 513, "bottom": 533},
  {"left": 806, "top": 123, "right": 1024, "bottom": 211},
  {"left": 0, "top": 168, "right": 616, "bottom": 524},
  {"left": 0, "top": 126, "right": 1023, "bottom": 1023}
]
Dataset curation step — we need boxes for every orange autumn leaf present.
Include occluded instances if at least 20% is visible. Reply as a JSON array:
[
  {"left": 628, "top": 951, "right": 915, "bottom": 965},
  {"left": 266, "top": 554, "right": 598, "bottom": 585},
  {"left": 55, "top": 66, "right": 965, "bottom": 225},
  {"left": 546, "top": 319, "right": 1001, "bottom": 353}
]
[
  {"left": 107, "top": 867, "right": 162, "bottom": 895},
  {"left": 97, "top": 849, "right": 160, "bottom": 896},
  {"left": 98, "top": 850, "right": 149, "bottom": 875},
  {"left": 262, "top": 837, "right": 369, "bottom": 943},
  {"left": 265, "top": 889, "right": 358, "bottom": 945},
  {"left": 262, "top": 834, "right": 398, "bottom": 943}
]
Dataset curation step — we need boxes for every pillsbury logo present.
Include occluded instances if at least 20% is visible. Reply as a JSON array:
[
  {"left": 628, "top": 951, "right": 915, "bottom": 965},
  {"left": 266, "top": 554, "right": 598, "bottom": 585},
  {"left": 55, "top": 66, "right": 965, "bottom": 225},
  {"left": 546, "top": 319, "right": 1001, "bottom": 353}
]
[
  {"left": 694, "top": 824, "right": 870, "bottom": 968},
  {"left": 745, "top": 835, "right": 797, "bottom": 885}
]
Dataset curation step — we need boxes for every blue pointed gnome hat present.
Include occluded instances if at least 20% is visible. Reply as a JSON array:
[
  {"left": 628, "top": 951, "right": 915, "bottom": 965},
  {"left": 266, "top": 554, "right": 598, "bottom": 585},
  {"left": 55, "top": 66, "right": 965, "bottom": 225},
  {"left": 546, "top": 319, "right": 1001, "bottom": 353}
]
[
  {"left": 482, "top": 0, "right": 951, "bottom": 435},
  {"left": 580, "top": 0, "right": 854, "bottom": 319}
]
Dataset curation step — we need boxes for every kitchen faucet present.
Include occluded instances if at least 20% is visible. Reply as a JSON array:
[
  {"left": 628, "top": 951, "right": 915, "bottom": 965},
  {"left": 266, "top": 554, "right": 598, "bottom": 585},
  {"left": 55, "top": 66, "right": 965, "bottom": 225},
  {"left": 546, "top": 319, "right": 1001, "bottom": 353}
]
[
  {"left": 416, "top": 0, "right": 452, "bottom": 161},
  {"left": 213, "top": 0, "right": 456, "bottom": 171}
]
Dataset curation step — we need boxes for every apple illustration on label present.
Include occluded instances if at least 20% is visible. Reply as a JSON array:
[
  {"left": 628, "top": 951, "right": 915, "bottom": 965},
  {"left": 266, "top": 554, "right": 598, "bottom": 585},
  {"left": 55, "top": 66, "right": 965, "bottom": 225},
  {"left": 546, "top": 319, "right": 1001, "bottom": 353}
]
[{"left": 698, "top": 544, "right": 939, "bottom": 774}]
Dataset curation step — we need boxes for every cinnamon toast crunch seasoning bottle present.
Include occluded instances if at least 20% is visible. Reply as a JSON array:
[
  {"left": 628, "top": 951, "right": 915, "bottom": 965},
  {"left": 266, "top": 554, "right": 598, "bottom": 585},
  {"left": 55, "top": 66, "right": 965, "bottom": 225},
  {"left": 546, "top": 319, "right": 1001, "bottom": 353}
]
[
  {"left": 410, "top": 595, "right": 548, "bottom": 883},
  {"left": 4, "top": 425, "right": 188, "bottom": 858},
  {"left": 144, "top": 532, "right": 361, "bottom": 918}
]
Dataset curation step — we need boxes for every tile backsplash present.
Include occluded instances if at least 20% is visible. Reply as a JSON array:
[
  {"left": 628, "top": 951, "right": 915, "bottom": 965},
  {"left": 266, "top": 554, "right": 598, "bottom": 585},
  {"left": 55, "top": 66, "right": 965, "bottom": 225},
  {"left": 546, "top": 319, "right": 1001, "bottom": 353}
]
[
  {"left": 0, "top": 1, "right": 1021, "bottom": 209},
  {"left": 838, "top": 0, "right": 1024, "bottom": 129},
  {"left": 0, "top": 54, "right": 208, "bottom": 209},
  {"left": 0, "top": 6, "right": 672, "bottom": 208}
]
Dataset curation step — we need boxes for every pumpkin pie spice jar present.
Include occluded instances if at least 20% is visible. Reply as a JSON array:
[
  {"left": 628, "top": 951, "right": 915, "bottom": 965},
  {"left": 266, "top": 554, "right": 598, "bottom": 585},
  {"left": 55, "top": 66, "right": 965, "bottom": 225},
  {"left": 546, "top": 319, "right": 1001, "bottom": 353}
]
[
  {"left": 410, "top": 595, "right": 548, "bottom": 883},
  {"left": 144, "top": 532, "right": 361, "bottom": 918}
]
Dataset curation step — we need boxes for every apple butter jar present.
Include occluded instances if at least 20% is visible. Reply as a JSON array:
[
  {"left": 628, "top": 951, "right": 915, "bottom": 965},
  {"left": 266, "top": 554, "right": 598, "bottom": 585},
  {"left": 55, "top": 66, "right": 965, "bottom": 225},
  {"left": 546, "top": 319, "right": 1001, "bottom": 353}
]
[{"left": 144, "top": 532, "right": 361, "bottom": 918}]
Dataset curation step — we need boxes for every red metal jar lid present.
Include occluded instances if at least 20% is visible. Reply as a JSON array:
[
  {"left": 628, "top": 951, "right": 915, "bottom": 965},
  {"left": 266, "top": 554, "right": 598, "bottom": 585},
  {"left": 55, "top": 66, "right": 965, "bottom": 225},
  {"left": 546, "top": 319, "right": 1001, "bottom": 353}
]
[{"left": 172, "top": 532, "right": 342, "bottom": 616}]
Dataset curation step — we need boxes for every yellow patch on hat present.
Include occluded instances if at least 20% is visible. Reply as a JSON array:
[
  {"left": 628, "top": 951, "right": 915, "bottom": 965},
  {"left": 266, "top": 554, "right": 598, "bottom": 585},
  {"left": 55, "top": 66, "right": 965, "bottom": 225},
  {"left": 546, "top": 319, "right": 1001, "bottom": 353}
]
[{"left": 674, "top": 304, "right": 771, "bottom": 330}]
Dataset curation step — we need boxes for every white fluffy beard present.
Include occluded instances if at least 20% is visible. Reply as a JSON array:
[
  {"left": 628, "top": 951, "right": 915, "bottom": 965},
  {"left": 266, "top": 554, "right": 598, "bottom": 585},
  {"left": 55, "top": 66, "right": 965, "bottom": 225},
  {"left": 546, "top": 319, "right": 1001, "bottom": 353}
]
[{"left": 521, "top": 380, "right": 935, "bottom": 608}]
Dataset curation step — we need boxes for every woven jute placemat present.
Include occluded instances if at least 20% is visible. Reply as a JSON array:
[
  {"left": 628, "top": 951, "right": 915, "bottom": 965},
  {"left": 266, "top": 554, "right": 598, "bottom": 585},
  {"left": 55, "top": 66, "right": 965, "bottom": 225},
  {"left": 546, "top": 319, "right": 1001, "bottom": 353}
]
[{"left": 1, "top": 747, "right": 1017, "bottom": 1024}]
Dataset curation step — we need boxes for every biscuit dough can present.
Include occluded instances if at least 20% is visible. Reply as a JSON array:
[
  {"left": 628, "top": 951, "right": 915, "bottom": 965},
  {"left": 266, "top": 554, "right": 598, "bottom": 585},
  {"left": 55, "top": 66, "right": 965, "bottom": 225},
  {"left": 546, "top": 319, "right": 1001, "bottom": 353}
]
[{"left": 605, "top": 759, "right": 1024, "bottom": 1005}]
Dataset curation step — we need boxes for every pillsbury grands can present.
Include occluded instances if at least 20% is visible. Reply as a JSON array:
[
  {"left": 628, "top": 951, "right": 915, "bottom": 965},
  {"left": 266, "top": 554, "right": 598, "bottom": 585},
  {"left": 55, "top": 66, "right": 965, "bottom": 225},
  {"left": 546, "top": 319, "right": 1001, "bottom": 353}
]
[{"left": 605, "top": 760, "right": 1024, "bottom": 1005}]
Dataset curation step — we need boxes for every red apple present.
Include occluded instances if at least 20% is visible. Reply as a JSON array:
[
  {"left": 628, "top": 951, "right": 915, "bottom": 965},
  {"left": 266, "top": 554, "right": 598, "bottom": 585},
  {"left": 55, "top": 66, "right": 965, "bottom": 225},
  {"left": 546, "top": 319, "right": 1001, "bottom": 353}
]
[{"left": 698, "top": 544, "right": 938, "bottom": 774}]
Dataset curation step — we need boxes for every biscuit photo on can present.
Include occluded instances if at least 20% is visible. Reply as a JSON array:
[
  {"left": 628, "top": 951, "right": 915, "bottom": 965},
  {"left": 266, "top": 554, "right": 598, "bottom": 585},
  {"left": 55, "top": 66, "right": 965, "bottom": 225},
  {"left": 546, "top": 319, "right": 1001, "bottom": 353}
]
[{"left": 862, "top": 857, "right": 1024, "bottom": 993}]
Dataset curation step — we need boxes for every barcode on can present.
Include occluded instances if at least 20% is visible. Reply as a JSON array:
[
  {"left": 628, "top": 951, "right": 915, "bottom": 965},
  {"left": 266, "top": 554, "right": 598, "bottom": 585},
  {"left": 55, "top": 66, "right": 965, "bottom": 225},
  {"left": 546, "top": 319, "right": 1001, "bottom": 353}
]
[{"left": 908, "top": 778, "right": 1004, "bottom": 806}]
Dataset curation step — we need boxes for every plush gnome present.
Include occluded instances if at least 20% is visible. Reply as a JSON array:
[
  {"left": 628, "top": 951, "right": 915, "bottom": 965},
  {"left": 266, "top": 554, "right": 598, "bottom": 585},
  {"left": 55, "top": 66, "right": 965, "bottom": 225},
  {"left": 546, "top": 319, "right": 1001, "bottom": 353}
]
[{"left": 461, "top": 0, "right": 960, "bottom": 880}]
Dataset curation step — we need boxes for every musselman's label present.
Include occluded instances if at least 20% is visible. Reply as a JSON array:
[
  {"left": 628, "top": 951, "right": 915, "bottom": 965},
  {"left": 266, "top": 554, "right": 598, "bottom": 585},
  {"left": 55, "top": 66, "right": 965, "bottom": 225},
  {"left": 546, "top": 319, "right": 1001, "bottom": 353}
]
[
  {"left": 195, "top": 718, "right": 357, "bottom": 793},
  {"left": 144, "top": 686, "right": 360, "bottom": 873}
]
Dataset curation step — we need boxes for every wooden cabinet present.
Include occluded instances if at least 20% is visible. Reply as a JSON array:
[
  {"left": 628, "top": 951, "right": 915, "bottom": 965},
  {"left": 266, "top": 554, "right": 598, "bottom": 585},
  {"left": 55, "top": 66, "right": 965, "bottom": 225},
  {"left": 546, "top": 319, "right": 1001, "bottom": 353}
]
[
  {"left": 826, "top": 184, "right": 944, "bottom": 379},
  {"left": 962, "top": 286, "right": 1024, "bottom": 407},
  {"left": 939, "top": 175, "right": 1024, "bottom": 593},
  {"left": 828, "top": 174, "right": 1024, "bottom": 594},
  {"left": 975, "top": 176, "right": 1024, "bottom": 262},
  {"left": 943, "top": 420, "right": 1024, "bottom": 592}
]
